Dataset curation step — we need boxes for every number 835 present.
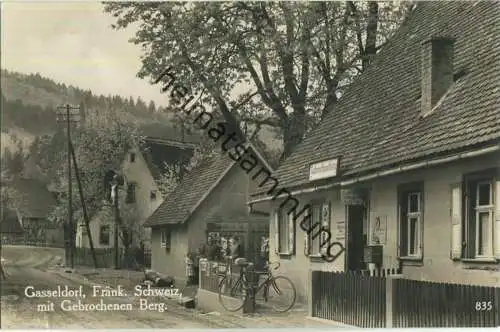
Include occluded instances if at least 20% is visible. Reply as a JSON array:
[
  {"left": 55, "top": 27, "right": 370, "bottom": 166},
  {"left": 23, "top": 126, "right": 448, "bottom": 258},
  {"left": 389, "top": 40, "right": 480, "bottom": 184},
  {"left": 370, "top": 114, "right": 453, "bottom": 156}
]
[{"left": 475, "top": 301, "right": 493, "bottom": 311}]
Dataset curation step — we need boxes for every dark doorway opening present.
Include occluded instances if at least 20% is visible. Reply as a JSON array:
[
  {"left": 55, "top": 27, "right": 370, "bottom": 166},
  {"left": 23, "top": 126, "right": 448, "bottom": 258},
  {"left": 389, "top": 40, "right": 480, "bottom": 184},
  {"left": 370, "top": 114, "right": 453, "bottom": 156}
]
[{"left": 347, "top": 205, "right": 367, "bottom": 271}]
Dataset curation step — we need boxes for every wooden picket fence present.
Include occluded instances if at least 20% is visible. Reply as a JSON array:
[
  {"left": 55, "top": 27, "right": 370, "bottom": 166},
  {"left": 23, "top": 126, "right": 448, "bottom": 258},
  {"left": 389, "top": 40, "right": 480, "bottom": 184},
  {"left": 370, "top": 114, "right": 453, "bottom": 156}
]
[
  {"left": 311, "top": 269, "right": 500, "bottom": 328},
  {"left": 311, "top": 269, "right": 395, "bottom": 327},
  {"left": 199, "top": 260, "right": 229, "bottom": 293},
  {"left": 392, "top": 278, "right": 500, "bottom": 327}
]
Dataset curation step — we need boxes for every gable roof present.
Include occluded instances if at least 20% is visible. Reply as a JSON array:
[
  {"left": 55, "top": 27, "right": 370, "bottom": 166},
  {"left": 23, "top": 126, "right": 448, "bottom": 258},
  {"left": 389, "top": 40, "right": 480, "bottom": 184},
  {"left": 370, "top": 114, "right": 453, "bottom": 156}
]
[
  {"left": 139, "top": 123, "right": 203, "bottom": 145},
  {"left": 140, "top": 140, "right": 195, "bottom": 181},
  {"left": 144, "top": 142, "right": 272, "bottom": 227},
  {"left": 7, "top": 178, "right": 57, "bottom": 218},
  {"left": 253, "top": 1, "right": 500, "bottom": 197}
]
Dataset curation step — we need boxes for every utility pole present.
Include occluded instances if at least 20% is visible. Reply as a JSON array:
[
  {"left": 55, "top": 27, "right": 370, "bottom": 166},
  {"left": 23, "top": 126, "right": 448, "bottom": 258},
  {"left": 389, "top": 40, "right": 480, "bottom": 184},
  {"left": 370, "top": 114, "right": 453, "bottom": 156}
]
[
  {"left": 113, "top": 182, "right": 120, "bottom": 269},
  {"left": 108, "top": 173, "right": 124, "bottom": 270},
  {"left": 56, "top": 104, "right": 80, "bottom": 269},
  {"left": 69, "top": 141, "right": 98, "bottom": 268}
]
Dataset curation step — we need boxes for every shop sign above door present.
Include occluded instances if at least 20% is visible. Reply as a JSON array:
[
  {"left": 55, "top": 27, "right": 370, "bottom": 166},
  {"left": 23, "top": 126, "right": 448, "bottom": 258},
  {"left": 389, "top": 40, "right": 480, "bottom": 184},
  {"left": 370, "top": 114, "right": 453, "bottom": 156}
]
[{"left": 309, "top": 158, "right": 339, "bottom": 181}]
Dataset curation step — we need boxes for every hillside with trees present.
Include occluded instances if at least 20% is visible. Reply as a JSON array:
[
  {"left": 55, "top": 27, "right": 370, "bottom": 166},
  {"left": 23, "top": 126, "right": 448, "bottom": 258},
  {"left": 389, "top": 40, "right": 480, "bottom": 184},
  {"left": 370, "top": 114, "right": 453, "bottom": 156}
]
[{"left": 0, "top": 69, "right": 183, "bottom": 152}]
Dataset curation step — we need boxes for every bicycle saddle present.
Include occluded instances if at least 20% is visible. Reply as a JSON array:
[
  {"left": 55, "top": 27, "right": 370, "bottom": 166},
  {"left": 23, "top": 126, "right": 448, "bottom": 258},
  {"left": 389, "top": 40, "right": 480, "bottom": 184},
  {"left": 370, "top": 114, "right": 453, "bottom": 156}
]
[{"left": 234, "top": 258, "right": 252, "bottom": 266}]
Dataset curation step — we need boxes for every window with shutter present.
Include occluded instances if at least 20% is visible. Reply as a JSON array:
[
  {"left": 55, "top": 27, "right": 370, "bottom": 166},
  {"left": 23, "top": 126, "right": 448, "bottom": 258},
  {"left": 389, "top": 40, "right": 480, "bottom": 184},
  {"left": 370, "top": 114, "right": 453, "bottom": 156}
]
[
  {"left": 277, "top": 209, "right": 292, "bottom": 255},
  {"left": 306, "top": 202, "right": 330, "bottom": 256},
  {"left": 398, "top": 182, "right": 424, "bottom": 260},
  {"left": 494, "top": 179, "right": 500, "bottom": 259},
  {"left": 463, "top": 170, "right": 496, "bottom": 260}
]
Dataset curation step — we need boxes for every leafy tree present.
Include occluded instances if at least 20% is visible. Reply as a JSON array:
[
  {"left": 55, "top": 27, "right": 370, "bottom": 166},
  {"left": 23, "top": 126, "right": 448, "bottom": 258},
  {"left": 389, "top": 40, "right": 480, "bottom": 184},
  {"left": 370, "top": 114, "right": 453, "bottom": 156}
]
[
  {"left": 2, "top": 141, "right": 26, "bottom": 177},
  {"left": 104, "top": 1, "right": 414, "bottom": 158},
  {"left": 27, "top": 110, "right": 145, "bottom": 262}
]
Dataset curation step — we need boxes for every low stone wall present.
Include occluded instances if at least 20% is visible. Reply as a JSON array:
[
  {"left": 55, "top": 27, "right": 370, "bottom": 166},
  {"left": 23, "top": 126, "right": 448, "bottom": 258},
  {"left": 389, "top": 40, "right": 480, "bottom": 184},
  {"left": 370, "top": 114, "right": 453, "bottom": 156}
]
[{"left": 196, "top": 288, "right": 245, "bottom": 314}]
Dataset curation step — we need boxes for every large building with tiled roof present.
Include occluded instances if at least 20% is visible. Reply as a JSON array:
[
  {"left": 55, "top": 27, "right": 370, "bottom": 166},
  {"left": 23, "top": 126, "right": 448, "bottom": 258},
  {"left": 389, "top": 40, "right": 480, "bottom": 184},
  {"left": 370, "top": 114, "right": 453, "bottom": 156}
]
[{"left": 249, "top": 1, "right": 500, "bottom": 304}]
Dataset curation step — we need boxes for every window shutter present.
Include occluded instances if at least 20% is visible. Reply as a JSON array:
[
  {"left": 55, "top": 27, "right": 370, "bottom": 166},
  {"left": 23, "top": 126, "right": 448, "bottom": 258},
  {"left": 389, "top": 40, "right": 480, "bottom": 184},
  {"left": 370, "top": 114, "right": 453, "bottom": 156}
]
[
  {"left": 399, "top": 193, "right": 408, "bottom": 257},
  {"left": 450, "top": 184, "right": 463, "bottom": 260},
  {"left": 274, "top": 211, "right": 279, "bottom": 254},
  {"left": 288, "top": 213, "right": 294, "bottom": 255},
  {"left": 303, "top": 208, "right": 310, "bottom": 256},
  {"left": 494, "top": 179, "right": 500, "bottom": 259},
  {"left": 320, "top": 203, "right": 330, "bottom": 255}
]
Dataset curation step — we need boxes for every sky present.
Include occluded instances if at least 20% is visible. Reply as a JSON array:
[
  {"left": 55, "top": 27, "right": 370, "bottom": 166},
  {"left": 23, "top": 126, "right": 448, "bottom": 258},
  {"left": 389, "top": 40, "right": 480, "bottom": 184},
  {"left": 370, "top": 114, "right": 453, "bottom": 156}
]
[{"left": 1, "top": 1, "right": 168, "bottom": 106}]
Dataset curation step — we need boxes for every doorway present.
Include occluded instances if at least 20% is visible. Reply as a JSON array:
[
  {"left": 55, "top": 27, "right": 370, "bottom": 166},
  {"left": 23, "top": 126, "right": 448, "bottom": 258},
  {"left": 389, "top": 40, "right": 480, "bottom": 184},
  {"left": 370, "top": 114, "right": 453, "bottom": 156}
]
[{"left": 346, "top": 205, "right": 367, "bottom": 271}]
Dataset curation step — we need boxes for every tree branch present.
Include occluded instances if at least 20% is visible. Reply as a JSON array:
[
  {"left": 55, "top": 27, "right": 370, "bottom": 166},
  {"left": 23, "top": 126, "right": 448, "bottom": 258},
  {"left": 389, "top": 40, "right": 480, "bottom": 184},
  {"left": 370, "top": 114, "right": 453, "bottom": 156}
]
[
  {"left": 347, "top": 1, "right": 365, "bottom": 58},
  {"left": 231, "top": 91, "right": 259, "bottom": 113}
]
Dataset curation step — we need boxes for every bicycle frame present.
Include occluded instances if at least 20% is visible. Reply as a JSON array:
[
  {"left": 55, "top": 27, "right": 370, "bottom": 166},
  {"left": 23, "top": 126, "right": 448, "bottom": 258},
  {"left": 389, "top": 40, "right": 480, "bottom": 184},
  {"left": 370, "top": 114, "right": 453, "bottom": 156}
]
[{"left": 226, "top": 263, "right": 279, "bottom": 298}]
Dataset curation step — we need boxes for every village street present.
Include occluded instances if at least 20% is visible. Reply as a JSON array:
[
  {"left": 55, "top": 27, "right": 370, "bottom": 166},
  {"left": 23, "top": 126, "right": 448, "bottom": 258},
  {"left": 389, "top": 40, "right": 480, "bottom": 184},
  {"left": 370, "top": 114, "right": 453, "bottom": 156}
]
[
  {"left": 0, "top": 245, "right": 218, "bottom": 328},
  {"left": 0, "top": 245, "right": 336, "bottom": 329}
]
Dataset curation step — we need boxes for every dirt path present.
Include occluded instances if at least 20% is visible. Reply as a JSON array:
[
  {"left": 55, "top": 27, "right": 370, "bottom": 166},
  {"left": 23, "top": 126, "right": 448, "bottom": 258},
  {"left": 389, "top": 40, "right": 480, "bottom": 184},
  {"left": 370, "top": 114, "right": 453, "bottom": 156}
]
[{"left": 0, "top": 245, "right": 211, "bottom": 328}]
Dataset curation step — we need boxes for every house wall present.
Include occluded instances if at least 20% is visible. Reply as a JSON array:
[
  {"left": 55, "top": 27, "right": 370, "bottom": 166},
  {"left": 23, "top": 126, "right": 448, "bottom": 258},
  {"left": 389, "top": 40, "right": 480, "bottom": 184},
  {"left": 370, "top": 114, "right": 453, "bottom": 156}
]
[
  {"left": 367, "top": 153, "right": 499, "bottom": 287},
  {"left": 268, "top": 189, "right": 347, "bottom": 304},
  {"left": 151, "top": 164, "right": 267, "bottom": 285},
  {"left": 76, "top": 208, "right": 116, "bottom": 249},
  {"left": 121, "top": 145, "right": 164, "bottom": 248},
  {"left": 76, "top": 145, "right": 164, "bottom": 250},
  {"left": 267, "top": 153, "right": 500, "bottom": 305}
]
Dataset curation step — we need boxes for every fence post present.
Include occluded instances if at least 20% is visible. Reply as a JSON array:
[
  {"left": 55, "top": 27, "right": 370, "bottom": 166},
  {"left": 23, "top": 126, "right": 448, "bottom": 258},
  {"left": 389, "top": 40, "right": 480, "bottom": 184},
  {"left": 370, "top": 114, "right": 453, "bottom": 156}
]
[
  {"left": 199, "top": 258, "right": 206, "bottom": 289},
  {"left": 308, "top": 269, "right": 313, "bottom": 317},
  {"left": 495, "top": 286, "right": 500, "bottom": 327},
  {"left": 386, "top": 275, "right": 394, "bottom": 328}
]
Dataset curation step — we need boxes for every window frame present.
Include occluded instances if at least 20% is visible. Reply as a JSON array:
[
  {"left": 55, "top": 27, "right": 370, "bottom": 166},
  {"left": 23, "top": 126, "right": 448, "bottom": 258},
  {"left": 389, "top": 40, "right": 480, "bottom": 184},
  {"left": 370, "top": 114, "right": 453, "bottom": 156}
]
[
  {"left": 160, "top": 229, "right": 171, "bottom": 250},
  {"left": 463, "top": 171, "right": 496, "bottom": 260},
  {"left": 306, "top": 201, "right": 331, "bottom": 258},
  {"left": 99, "top": 225, "right": 110, "bottom": 246},
  {"left": 277, "top": 208, "right": 293, "bottom": 255},
  {"left": 398, "top": 182, "right": 424, "bottom": 261},
  {"left": 126, "top": 182, "right": 137, "bottom": 204}
]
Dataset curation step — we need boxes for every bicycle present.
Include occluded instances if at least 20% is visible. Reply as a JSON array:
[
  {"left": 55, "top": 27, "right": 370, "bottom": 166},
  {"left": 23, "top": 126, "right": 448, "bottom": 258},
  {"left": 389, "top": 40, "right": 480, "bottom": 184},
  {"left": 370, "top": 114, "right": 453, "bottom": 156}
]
[{"left": 217, "top": 259, "right": 296, "bottom": 313}]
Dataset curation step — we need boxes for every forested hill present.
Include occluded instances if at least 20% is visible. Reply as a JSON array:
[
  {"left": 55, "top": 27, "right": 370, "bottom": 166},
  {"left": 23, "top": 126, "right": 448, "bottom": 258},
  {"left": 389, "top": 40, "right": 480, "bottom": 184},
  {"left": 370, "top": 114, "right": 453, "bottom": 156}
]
[{"left": 0, "top": 69, "right": 183, "bottom": 152}]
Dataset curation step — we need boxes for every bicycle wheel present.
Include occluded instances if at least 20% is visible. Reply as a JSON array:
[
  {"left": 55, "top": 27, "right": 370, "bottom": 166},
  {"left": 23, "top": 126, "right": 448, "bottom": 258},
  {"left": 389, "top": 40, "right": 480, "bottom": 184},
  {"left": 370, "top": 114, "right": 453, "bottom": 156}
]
[
  {"left": 264, "top": 276, "right": 296, "bottom": 312},
  {"left": 218, "top": 275, "right": 245, "bottom": 312}
]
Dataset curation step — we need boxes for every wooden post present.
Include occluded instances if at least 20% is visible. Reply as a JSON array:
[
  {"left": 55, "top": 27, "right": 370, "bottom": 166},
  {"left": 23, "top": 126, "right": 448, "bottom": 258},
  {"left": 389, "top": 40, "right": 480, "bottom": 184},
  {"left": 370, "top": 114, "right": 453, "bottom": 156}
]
[
  {"left": 242, "top": 264, "right": 256, "bottom": 314},
  {"left": 69, "top": 141, "right": 98, "bottom": 268},
  {"left": 113, "top": 185, "right": 120, "bottom": 269},
  {"left": 308, "top": 269, "right": 313, "bottom": 317},
  {"left": 386, "top": 274, "right": 400, "bottom": 328}
]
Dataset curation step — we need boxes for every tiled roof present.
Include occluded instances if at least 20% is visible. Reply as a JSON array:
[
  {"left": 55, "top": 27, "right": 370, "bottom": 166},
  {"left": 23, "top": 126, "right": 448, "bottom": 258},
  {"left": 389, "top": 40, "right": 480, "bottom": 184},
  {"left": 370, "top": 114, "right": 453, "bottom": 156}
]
[
  {"left": 144, "top": 142, "right": 273, "bottom": 227},
  {"left": 139, "top": 123, "right": 203, "bottom": 144},
  {"left": 253, "top": 1, "right": 500, "bottom": 197},
  {"left": 140, "top": 140, "right": 194, "bottom": 181},
  {"left": 144, "top": 152, "right": 236, "bottom": 227},
  {"left": 8, "top": 178, "right": 57, "bottom": 218}
]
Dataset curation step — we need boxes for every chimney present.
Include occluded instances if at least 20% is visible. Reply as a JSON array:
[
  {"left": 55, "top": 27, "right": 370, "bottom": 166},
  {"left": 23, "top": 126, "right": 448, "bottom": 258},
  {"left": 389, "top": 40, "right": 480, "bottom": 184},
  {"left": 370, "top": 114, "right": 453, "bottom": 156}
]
[{"left": 420, "top": 37, "right": 455, "bottom": 116}]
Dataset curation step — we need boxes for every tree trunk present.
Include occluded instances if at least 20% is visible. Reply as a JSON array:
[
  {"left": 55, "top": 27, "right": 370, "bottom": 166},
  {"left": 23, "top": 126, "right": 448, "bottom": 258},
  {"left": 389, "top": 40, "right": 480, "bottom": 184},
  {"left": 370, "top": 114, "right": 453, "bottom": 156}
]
[{"left": 281, "top": 111, "right": 307, "bottom": 160}]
